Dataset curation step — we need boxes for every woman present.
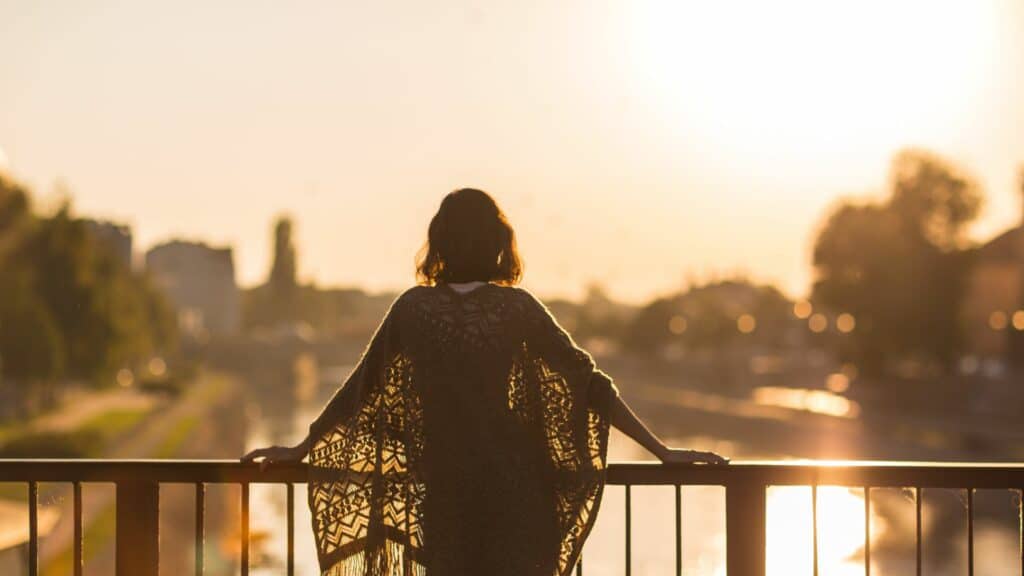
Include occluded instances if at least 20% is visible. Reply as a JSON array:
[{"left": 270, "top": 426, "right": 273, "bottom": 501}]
[{"left": 243, "top": 188, "right": 727, "bottom": 576}]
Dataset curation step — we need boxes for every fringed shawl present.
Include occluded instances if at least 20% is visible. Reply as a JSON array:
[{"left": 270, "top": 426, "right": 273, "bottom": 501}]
[{"left": 307, "top": 284, "right": 619, "bottom": 576}]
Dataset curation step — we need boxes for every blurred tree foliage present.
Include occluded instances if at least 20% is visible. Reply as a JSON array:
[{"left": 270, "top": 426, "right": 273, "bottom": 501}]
[
  {"left": 0, "top": 179, "right": 64, "bottom": 384},
  {"left": 570, "top": 284, "right": 631, "bottom": 343},
  {"left": 812, "top": 149, "right": 982, "bottom": 376},
  {"left": 0, "top": 175, "right": 177, "bottom": 397},
  {"left": 623, "top": 279, "right": 794, "bottom": 355}
]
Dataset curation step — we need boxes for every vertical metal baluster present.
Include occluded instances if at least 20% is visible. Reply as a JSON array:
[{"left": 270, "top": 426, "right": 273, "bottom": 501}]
[
  {"left": 625, "top": 484, "right": 632, "bottom": 576},
  {"left": 241, "top": 483, "right": 250, "bottom": 575},
  {"left": 115, "top": 479, "right": 160, "bottom": 575},
  {"left": 726, "top": 483, "right": 767, "bottom": 576},
  {"left": 812, "top": 485, "right": 819, "bottom": 576},
  {"left": 576, "top": 557, "right": 583, "bottom": 576},
  {"left": 195, "top": 482, "right": 205, "bottom": 576},
  {"left": 864, "top": 487, "right": 871, "bottom": 576},
  {"left": 967, "top": 488, "right": 974, "bottom": 576},
  {"left": 675, "top": 484, "right": 682, "bottom": 576},
  {"left": 29, "top": 481, "right": 38, "bottom": 576},
  {"left": 74, "top": 481, "right": 83, "bottom": 576},
  {"left": 1019, "top": 488, "right": 1023, "bottom": 576},
  {"left": 915, "top": 488, "right": 922, "bottom": 576},
  {"left": 287, "top": 483, "right": 295, "bottom": 576}
]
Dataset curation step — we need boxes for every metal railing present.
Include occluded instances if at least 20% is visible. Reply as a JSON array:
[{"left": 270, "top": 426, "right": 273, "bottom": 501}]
[{"left": 1, "top": 459, "right": 1023, "bottom": 576}]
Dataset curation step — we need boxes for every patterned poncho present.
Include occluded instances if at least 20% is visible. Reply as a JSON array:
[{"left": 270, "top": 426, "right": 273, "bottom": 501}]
[{"left": 307, "top": 284, "right": 619, "bottom": 576}]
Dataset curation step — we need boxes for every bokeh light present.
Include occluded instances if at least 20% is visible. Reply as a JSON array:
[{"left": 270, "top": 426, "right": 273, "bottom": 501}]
[
  {"left": 668, "top": 315, "right": 688, "bottom": 335},
  {"left": 148, "top": 357, "right": 168, "bottom": 377},
  {"left": 116, "top": 368, "right": 135, "bottom": 388},
  {"left": 1013, "top": 310, "right": 1024, "bottom": 331},
  {"left": 989, "top": 311, "right": 1008, "bottom": 331},
  {"left": 835, "top": 313, "right": 856, "bottom": 334},
  {"left": 826, "top": 373, "right": 850, "bottom": 393},
  {"left": 808, "top": 314, "right": 828, "bottom": 333},
  {"left": 737, "top": 314, "right": 757, "bottom": 334},
  {"left": 793, "top": 301, "right": 813, "bottom": 319}
]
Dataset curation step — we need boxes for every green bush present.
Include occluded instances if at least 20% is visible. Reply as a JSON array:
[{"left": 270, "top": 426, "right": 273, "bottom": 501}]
[
  {"left": 136, "top": 375, "right": 185, "bottom": 396},
  {"left": 78, "top": 408, "right": 149, "bottom": 439},
  {"left": 0, "top": 429, "right": 103, "bottom": 458}
]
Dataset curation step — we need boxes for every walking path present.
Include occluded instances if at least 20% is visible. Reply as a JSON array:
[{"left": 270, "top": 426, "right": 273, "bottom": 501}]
[{"left": 18, "top": 387, "right": 156, "bottom": 436}]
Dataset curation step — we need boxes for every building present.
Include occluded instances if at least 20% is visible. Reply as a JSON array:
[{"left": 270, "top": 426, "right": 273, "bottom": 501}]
[
  {"left": 145, "top": 240, "right": 241, "bottom": 336},
  {"left": 83, "top": 219, "right": 133, "bottom": 269},
  {"left": 962, "top": 181, "right": 1024, "bottom": 372}
]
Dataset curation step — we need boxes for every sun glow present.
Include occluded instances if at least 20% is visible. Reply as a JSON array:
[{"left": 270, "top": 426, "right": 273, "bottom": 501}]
[
  {"left": 753, "top": 386, "right": 859, "bottom": 418},
  {"left": 630, "top": 1, "right": 996, "bottom": 170},
  {"left": 767, "top": 486, "right": 885, "bottom": 576}
]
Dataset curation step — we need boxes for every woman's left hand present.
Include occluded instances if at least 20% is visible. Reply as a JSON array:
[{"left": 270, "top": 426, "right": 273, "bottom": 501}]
[
  {"left": 657, "top": 448, "right": 729, "bottom": 465},
  {"left": 241, "top": 442, "right": 307, "bottom": 470}
]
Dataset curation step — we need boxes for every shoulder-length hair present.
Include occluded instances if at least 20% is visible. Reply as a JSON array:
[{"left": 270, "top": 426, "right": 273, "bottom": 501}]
[{"left": 416, "top": 188, "right": 523, "bottom": 286}]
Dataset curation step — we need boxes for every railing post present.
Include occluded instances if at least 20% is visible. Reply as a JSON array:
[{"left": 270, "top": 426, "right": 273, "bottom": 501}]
[
  {"left": 116, "top": 480, "right": 160, "bottom": 576},
  {"left": 726, "top": 482, "right": 766, "bottom": 576}
]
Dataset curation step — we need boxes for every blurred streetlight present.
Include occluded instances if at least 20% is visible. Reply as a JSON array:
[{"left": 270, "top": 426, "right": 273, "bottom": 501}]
[
  {"left": 737, "top": 314, "right": 756, "bottom": 334},
  {"left": 148, "top": 357, "right": 167, "bottom": 377},
  {"left": 1013, "top": 310, "right": 1024, "bottom": 331},
  {"left": 793, "top": 300, "right": 813, "bottom": 319},
  {"left": 668, "top": 314, "right": 688, "bottom": 335},
  {"left": 808, "top": 313, "right": 828, "bottom": 333},
  {"left": 989, "top": 311, "right": 1008, "bottom": 331},
  {"left": 826, "top": 373, "right": 850, "bottom": 393},
  {"left": 116, "top": 369, "right": 134, "bottom": 388},
  {"left": 836, "top": 313, "right": 856, "bottom": 334}
]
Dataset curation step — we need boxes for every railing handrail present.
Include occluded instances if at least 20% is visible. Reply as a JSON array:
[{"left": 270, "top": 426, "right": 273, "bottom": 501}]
[
  {"left": 2, "top": 458, "right": 1024, "bottom": 488},
  {"left": 3, "top": 458, "right": 1022, "bottom": 576}
]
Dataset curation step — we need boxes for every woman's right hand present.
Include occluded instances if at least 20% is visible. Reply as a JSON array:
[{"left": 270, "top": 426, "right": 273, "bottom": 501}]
[
  {"left": 241, "top": 441, "right": 308, "bottom": 470},
  {"left": 657, "top": 447, "right": 729, "bottom": 465}
]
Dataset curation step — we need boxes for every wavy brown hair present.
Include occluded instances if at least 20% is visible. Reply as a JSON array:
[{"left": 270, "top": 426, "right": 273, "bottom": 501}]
[{"left": 416, "top": 188, "right": 523, "bottom": 286}]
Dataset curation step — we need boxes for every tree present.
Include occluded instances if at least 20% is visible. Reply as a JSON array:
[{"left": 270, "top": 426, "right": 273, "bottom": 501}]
[
  {"left": 889, "top": 149, "right": 981, "bottom": 250},
  {"left": 2, "top": 175, "right": 178, "bottom": 387},
  {"left": 0, "top": 174, "right": 33, "bottom": 262},
  {"left": 0, "top": 176, "right": 63, "bottom": 393},
  {"left": 623, "top": 279, "right": 793, "bottom": 355},
  {"left": 812, "top": 203, "right": 919, "bottom": 374},
  {"left": 811, "top": 149, "right": 982, "bottom": 376},
  {"left": 28, "top": 206, "right": 113, "bottom": 380},
  {"left": 572, "top": 283, "right": 630, "bottom": 344},
  {"left": 0, "top": 272, "right": 65, "bottom": 382}
]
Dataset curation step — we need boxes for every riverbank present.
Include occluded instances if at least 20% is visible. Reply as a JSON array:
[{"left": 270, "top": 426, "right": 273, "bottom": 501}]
[{"left": 0, "top": 371, "right": 243, "bottom": 576}]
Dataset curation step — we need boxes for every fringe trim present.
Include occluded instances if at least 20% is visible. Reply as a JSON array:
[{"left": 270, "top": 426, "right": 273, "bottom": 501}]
[{"left": 322, "top": 539, "right": 427, "bottom": 576}]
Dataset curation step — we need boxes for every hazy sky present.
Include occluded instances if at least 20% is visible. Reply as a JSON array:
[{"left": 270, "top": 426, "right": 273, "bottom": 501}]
[{"left": 2, "top": 0, "right": 1023, "bottom": 302}]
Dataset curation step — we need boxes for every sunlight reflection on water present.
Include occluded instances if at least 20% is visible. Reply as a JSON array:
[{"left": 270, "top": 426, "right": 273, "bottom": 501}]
[
  {"left": 766, "top": 486, "right": 877, "bottom": 576},
  {"left": 753, "top": 386, "right": 860, "bottom": 419},
  {"left": 583, "top": 432, "right": 881, "bottom": 576}
]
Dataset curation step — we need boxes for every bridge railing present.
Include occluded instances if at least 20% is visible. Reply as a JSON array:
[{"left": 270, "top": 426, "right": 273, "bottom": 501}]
[{"left": 1, "top": 459, "right": 1023, "bottom": 576}]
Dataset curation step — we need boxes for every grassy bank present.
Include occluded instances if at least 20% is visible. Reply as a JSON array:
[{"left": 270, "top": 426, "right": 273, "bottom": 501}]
[
  {"left": 0, "top": 406, "right": 152, "bottom": 463},
  {"left": 27, "top": 372, "right": 238, "bottom": 575}
]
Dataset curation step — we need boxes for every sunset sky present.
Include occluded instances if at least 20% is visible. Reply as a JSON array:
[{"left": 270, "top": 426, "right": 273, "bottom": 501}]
[{"left": 2, "top": 0, "right": 1023, "bottom": 302}]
